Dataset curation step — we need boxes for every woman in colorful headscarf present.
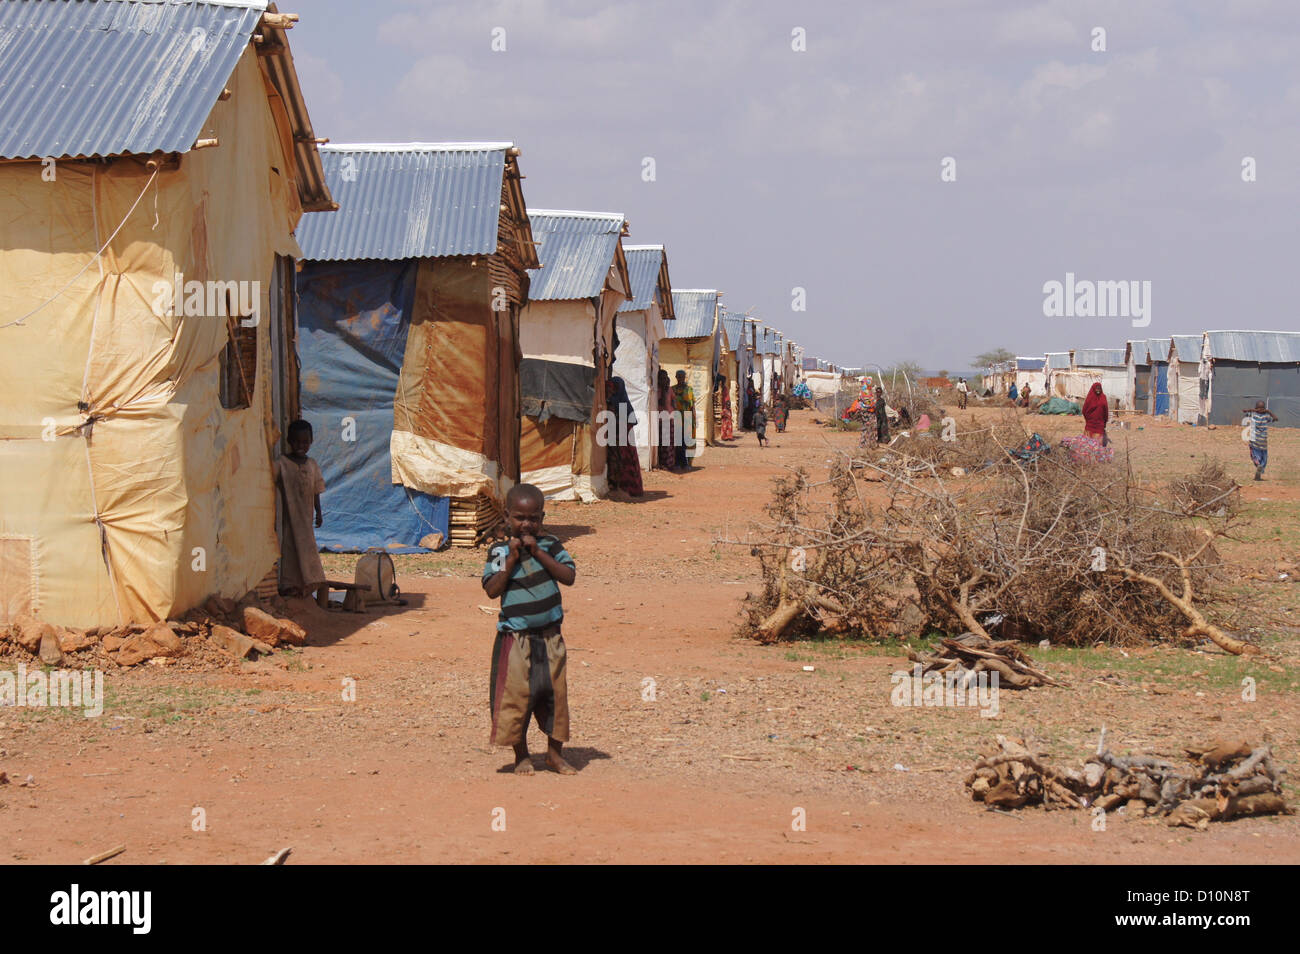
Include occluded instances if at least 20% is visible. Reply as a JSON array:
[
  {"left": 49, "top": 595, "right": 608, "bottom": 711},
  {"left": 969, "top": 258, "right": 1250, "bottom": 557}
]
[
  {"left": 743, "top": 379, "right": 757, "bottom": 429},
  {"left": 657, "top": 368, "right": 676, "bottom": 471},
  {"left": 605, "top": 375, "right": 644, "bottom": 495}
]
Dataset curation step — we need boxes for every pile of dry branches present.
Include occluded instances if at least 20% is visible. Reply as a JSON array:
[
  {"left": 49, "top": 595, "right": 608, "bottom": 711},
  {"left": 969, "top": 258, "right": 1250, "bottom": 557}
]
[
  {"left": 966, "top": 734, "right": 1290, "bottom": 828},
  {"left": 907, "top": 633, "right": 1060, "bottom": 689},
  {"left": 729, "top": 415, "right": 1261, "bottom": 655},
  {"left": 1168, "top": 456, "right": 1241, "bottom": 517}
]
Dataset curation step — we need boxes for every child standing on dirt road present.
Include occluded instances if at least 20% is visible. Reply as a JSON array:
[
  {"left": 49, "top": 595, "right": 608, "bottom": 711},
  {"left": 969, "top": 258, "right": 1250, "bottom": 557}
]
[
  {"left": 481, "top": 483, "right": 578, "bottom": 775},
  {"left": 754, "top": 405, "right": 769, "bottom": 447}
]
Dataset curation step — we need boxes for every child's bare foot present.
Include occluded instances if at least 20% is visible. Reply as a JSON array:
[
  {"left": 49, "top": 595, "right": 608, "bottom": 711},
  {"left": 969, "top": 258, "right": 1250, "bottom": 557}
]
[
  {"left": 545, "top": 750, "right": 577, "bottom": 774},
  {"left": 512, "top": 743, "right": 534, "bottom": 774}
]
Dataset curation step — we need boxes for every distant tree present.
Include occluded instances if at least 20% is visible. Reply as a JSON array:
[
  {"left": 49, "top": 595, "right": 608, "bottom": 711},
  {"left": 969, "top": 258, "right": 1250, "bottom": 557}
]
[
  {"left": 974, "top": 348, "right": 1015, "bottom": 368},
  {"left": 938, "top": 369, "right": 950, "bottom": 379},
  {"left": 883, "top": 360, "right": 923, "bottom": 383}
]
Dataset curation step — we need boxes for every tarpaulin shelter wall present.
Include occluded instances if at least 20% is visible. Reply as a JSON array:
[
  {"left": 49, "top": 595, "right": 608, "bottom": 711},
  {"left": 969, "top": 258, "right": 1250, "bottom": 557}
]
[
  {"left": 297, "top": 259, "right": 448, "bottom": 550},
  {"left": 612, "top": 309, "right": 658, "bottom": 469},
  {"left": 1073, "top": 351, "right": 1127, "bottom": 407},
  {"left": 519, "top": 295, "right": 625, "bottom": 499},
  {"left": 804, "top": 371, "right": 841, "bottom": 397},
  {"left": 301, "top": 253, "right": 525, "bottom": 545},
  {"left": 614, "top": 245, "right": 672, "bottom": 470},
  {"left": 1146, "top": 338, "right": 1171, "bottom": 415},
  {"left": 296, "top": 143, "right": 536, "bottom": 548},
  {"left": 1201, "top": 331, "right": 1300, "bottom": 427},
  {"left": 1014, "top": 358, "right": 1046, "bottom": 395},
  {"left": 1051, "top": 369, "right": 1103, "bottom": 402},
  {"left": 519, "top": 210, "right": 630, "bottom": 501},
  {"left": 1168, "top": 336, "right": 1204, "bottom": 425},
  {"left": 720, "top": 312, "right": 751, "bottom": 431},
  {"left": 0, "top": 41, "right": 326, "bottom": 627},
  {"left": 1042, "top": 353, "right": 1071, "bottom": 397},
  {"left": 1125, "top": 341, "right": 1150, "bottom": 412}
]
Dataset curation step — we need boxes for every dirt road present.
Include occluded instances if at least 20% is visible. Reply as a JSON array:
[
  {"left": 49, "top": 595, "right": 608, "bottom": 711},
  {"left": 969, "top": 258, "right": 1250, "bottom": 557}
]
[{"left": 4, "top": 408, "right": 1298, "bottom": 863}]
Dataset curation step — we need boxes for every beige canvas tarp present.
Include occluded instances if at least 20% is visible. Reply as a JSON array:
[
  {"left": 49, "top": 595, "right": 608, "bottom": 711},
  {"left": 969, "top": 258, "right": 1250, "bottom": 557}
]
[
  {"left": 391, "top": 257, "right": 520, "bottom": 499},
  {"left": 518, "top": 296, "right": 619, "bottom": 501},
  {"left": 0, "top": 48, "right": 302, "bottom": 627}
]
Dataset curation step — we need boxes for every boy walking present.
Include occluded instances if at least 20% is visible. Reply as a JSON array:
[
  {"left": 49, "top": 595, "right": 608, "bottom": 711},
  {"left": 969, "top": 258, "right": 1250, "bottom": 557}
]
[
  {"left": 1243, "top": 401, "right": 1279, "bottom": 480},
  {"left": 754, "top": 405, "right": 769, "bottom": 447},
  {"left": 481, "top": 484, "right": 578, "bottom": 775}
]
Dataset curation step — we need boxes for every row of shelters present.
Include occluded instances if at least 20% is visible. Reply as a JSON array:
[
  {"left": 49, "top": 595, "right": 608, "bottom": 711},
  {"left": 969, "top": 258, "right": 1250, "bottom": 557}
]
[
  {"left": 985, "top": 333, "right": 1300, "bottom": 426},
  {"left": 0, "top": 0, "right": 805, "bottom": 627}
]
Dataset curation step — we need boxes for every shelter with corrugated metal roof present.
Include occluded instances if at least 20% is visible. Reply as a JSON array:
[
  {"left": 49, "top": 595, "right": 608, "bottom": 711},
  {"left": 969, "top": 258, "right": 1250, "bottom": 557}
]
[
  {"left": 1071, "top": 348, "right": 1127, "bottom": 406},
  {"left": 718, "top": 309, "right": 753, "bottom": 435},
  {"left": 519, "top": 210, "right": 631, "bottom": 500},
  {"left": 0, "top": 0, "right": 332, "bottom": 627},
  {"left": 1168, "top": 335, "right": 1205, "bottom": 424},
  {"left": 1124, "top": 340, "right": 1150, "bottom": 412},
  {"left": 1014, "top": 357, "right": 1046, "bottom": 397},
  {"left": 295, "top": 142, "right": 537, "bottom": 549},
  {"left": 1198, "top": 331, "right": 1300, "bottom": 427},
  {"left": 755, "top": 325, "right": 782, "bottom": 404},
  {"left": 662, "top": 290, "right": 722, "bottom": 458},
  {"left": 1146, "top": 338, "right": 1172, "bottom": 415},
  {"left": 614, "top": 245, "right": 674, "bottom": 469}
]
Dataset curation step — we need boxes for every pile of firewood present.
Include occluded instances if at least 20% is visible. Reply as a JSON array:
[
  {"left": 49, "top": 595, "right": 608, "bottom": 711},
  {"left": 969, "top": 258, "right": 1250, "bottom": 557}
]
[
  {"left": 907, "top": 633, "right": 1061, "bottom": 689},
  {"left": 966, "top": 734, "right": 1290, "bottom": 828}
]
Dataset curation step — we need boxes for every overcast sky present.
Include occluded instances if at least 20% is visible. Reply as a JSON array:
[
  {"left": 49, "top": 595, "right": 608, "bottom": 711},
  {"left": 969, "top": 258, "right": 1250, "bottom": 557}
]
[{"left": 291, "top": 0, "right": 1300, "bottom": 370}]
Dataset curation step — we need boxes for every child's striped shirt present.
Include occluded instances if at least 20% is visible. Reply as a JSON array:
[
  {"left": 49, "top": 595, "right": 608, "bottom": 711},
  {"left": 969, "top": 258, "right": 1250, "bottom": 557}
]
[{"left": 482, "top": 536, "right": 575, "bottom": 633}]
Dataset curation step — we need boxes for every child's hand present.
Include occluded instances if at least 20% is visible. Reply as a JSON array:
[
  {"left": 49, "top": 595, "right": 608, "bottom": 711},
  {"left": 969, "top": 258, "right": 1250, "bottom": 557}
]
[
  {"left": 520, "top": 534, "right": 539, "bottom": 555},
  {"left": 507, "top": 537, "right": 523, "bottom": 559}
]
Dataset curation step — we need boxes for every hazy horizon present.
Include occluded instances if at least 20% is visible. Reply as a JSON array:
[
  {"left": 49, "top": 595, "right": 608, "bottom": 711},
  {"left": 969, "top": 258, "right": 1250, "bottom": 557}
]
[{"left": 290, "top": 0, "right": 1300, "bottom": 368}]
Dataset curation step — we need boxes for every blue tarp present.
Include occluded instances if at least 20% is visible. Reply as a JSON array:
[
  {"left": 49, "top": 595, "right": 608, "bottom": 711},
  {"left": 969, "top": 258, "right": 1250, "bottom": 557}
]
[
  {"left": 1153, "top": 364, "right": 1170, "bottom": 416},
  {"left": 297, "top": 260, "right": 449, "bottom": 552}
]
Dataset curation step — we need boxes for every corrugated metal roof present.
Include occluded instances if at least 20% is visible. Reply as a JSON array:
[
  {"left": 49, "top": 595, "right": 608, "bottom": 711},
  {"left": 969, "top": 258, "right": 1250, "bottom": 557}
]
[
  {"left": 665, "top": 290, "right": 718, "bottom": 339},
  {"left": 721, "top": 314, "right": 746, "bottom": 351},
  {"left": 1169, "top": 335, "right": 1203, "bottom": 362},
  {"left": 1016, "top": 356, "right": 1045, "bottom": 370},
  {"left": 619, "top": 245, "right": 666, "bottom": 313},
  {"left": 527, "top": 210, "right": 626, "bottom": 301},
  {"left": 1205, "top": 330, "right": 1300, "bottom": 362},
  {"left": 758, "top": 326, "right": 780, "bottom": 356},
  {"left": 1147, "top": 338, "right": 1171, "bottom": 362},
  {"left": 1074, "top": 348, "right": 1126, "bottom": 368},
  {"left": 1126, "top": 340, "right": 1150, "bottom": 364},
  {"left": 1045, "top": 352, "right": 1072, "bottom": 369},
  {"left": 0, "top": 0, "right": 264, "bottom": 159},
  {"left": 298, "top": 144, "right": 514, "bottom": 262}
]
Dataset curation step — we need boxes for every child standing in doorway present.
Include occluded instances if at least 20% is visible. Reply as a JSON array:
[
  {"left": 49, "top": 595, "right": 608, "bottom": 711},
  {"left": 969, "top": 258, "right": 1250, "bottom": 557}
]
[{"left": 276, "top": 419, "right": 325, "bottom": 598}]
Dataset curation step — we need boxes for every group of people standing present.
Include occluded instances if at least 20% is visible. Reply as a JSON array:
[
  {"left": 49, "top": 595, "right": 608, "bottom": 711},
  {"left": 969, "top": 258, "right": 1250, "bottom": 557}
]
[{"left": 654, "top": 367, "right": 697, "bottom": 474}]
